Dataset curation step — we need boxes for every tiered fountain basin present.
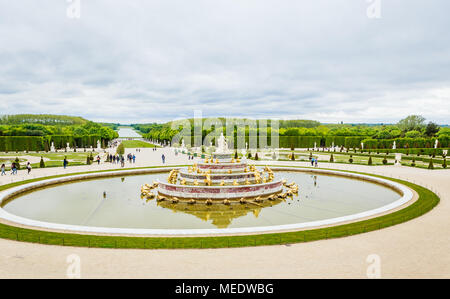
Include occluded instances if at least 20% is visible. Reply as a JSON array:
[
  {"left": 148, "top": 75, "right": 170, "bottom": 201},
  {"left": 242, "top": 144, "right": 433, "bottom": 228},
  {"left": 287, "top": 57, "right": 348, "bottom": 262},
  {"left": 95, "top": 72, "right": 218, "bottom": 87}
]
[
  {"left": 212, "top": 153, "right": 234, "bottom": 161},
  {"left": 154, "top": 151, "right": 286, "bottom": 200},
  {"left": 157, "top": 180, "right": 284, "bottom": 199},
  {"left": 178, "top": 170, "right": 257, "bottom": 184},
  {"left": 197, "top": 162, "right": 247, "bottom": 173}
]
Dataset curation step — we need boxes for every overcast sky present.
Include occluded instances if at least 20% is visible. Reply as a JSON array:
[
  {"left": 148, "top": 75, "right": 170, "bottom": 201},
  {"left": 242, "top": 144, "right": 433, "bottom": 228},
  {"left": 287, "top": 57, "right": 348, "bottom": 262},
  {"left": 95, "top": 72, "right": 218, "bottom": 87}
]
[{"left": 0, "top": 0, "right": 449, "bottom": 124}]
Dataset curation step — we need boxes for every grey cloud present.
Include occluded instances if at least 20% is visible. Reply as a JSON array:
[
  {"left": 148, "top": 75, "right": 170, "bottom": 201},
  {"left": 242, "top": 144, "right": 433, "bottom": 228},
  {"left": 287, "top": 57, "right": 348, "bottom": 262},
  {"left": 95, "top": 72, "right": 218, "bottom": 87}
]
[{"left": 0, "top": 0, "right": 449, "bottom": 124}]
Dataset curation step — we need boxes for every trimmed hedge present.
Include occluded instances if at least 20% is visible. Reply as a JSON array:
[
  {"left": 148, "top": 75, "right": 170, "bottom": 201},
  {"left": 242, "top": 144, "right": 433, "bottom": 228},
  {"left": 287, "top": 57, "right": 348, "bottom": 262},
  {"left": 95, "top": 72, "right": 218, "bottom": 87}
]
[
  {"left": 49, "top": 135, "right": 102, "bottom": 149},
  {"left": 0, "top": 136, "right": 44, "bottom": 152},
  {"left": 171, "top": 135, "right": 368, "bottom": 149},
  {"left": 362, "top": 137, "right": 450, "bottom": 149},
  {"left": 0, "top": 135, "right": 107, "bottom": 152}
]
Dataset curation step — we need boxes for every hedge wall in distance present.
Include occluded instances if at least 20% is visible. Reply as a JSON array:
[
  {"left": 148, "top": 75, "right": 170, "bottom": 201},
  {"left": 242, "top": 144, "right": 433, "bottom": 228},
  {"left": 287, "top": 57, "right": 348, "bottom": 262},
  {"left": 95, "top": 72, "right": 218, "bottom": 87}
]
[
  {"left": 361, "top": 136, "right": 450, "bottom": 149},
  {"left": 48, "top": 135, "right": 102, "bottom": 149},
  {"left": 0, "top": 136, "right": 45, "bottom": 152}
]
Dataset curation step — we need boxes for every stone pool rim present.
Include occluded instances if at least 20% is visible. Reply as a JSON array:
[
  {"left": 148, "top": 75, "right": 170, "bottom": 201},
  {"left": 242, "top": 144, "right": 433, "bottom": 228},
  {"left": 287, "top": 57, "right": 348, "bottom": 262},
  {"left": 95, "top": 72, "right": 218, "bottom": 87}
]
[{"left": 0, "top": 167, "right": 414, "bottom": 236}]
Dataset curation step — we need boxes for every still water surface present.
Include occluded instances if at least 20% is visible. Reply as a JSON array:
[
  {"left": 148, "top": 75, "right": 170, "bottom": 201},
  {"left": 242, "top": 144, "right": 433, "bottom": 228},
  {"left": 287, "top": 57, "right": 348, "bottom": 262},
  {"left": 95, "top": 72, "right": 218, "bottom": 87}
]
[{"left": 3, "top": 172, "right": 400, "bottom": 229}]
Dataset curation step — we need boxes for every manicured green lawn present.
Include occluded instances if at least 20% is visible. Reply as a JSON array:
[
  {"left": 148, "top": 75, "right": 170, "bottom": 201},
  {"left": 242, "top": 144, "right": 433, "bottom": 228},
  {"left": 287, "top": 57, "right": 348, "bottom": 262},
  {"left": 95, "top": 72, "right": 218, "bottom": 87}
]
[
  {"left": 0, "top": 152, "right": 92, "bottom": 170},
  {"left": 0, "top": 166, "right": 440, "bottom": 249},
  {"left": 121, "top": 140, "right": 158, "bottom": 148}
]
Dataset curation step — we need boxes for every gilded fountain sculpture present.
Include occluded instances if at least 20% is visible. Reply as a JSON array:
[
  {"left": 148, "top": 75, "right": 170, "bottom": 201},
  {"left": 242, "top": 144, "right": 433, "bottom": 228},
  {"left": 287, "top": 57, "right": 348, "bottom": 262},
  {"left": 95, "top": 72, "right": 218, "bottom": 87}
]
[{"left": 141, "top": 133, "right": 298, "bottom": 207}]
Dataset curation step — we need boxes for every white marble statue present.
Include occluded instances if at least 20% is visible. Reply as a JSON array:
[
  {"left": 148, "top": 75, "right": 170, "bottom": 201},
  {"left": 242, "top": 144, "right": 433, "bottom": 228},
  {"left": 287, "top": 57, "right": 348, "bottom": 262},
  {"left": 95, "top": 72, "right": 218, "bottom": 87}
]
[
  {"left": 66, "top": 143, "right": 71, "bottom": 152},
  {"left": 314, "top": 142, "right": 317, "bottom": 151},
  {"left": 392, "top": 141, "right": 396, "bottom": 150},
  {"left": 361, "top": 142, "right": 364, "bottom": 150},
  {"left": 216, "top": 133, "right": 230, "bottom": 153},
  {"left": 97, "top": 140, "right": 101, "bottom": 150},
  {"left": 50, "top": 142, "right": 56, "bottom": 152},
  {"left": 435, "top": 139, "right": 439, "bottom": 149},
  {"left": 180, "top": 139, "right": 187, "bottom": 151}
]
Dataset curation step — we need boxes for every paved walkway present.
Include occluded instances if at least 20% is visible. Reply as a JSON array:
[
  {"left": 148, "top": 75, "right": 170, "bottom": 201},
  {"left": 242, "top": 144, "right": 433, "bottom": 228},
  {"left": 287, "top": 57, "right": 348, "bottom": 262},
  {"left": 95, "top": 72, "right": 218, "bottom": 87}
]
[{"left": 0, "top": 147, "right": 448, "bottom": 278}]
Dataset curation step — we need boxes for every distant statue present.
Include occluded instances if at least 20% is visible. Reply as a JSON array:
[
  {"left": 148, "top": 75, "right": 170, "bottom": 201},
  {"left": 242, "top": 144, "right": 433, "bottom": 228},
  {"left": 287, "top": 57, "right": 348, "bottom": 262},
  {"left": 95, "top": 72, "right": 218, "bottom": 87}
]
[
  {"left": 435, "top": 139, "right": 439, "bottom": 149},
  {"left": 50, "top": 142, "right": 56, "bottom": 152},
  {"left": 392, "top": 141, "right": 396, "bottom": 150},
  {"left": 361, "top": 142, "right": 364, "bottom": 150},
  {"left": 241, "top": 142, "right": 248, "bottom": 159}
]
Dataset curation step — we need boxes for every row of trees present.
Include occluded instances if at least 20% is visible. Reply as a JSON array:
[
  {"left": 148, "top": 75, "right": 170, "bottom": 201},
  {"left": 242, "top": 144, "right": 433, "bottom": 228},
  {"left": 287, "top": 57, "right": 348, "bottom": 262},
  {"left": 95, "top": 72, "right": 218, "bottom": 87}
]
[{"left": 136, "top": 115, "right": 449, "bottom": 149}]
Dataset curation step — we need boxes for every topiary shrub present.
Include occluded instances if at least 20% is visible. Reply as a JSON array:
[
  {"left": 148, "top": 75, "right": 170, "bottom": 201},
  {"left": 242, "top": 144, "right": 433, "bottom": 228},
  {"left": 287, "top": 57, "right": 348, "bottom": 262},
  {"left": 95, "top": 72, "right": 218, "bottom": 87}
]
[
  {"left": 411, "top": 159, "right": 416, "bottom": 167},
  {"left": 329, "top": 154, "right": 334, "bottom": 162},
  {"left": 428, "top": 159, "right": 434, "bottom": 170},
  {"left": 254, "top": 153, "right": 259, "bottom": 160},
  {"left": 86, "top": 155, "right": 91, "bottom": 165},
  {"left": 349, "top": 155, "right": 353, "bottom": 164},
  {"left": 116, "top": 143, "right": 125, "bottom": 156},
  {"left": 247, "top": 152, "right": 252, "bottom": 159},
  {"left": 309, "top": 152, "right": 313, "bottom": 161},
  {"left": 443, "top": 159, "right": 447, "bottom": 169},
  {"left": 40, "top": 157, "right": 45, "bottom": 168},
  {"left": 368, "top": 156, "right": 372, "bottom": 165},
  {"left": 234, "top": 151, "right": 238, "bottom": 159},
  {"left": 291, "top": 152, "right": 295, "bottom": 161},
  {"left": 15, "top": 157, "right": 20, "bottom": 170}
]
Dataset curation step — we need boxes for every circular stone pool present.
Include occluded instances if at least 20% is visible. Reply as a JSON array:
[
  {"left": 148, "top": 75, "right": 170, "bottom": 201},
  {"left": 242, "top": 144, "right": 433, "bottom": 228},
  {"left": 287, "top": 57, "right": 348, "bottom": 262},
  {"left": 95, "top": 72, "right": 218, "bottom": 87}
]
[{"left": 0, "top": 168, "right": 413, "bottom": 235}]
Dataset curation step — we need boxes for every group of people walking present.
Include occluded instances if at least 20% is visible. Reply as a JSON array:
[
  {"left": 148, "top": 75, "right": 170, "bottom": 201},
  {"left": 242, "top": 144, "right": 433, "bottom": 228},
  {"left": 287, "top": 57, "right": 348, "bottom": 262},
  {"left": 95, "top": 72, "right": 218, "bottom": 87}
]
[
  {"left": 1, "top": 162, "right": 32, "bottom": 175},
  {"left": 106, "top": 153, "right": 136, "bottom": 167},
  {"left": 126, "top": 153, "right": 136, "bottom": 164},
  {"left": 108, "top": 154, "right": 125, "bottom": 167}
]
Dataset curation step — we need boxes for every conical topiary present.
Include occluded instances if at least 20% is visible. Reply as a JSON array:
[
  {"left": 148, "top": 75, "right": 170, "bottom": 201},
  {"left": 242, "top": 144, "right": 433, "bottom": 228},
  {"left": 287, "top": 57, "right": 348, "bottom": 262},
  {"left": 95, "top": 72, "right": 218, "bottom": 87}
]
[
  {"left": 40, "top": 157, "right": 45, "bottom": 168},
  {"left": 349, "top": 155, "right": 353, "bottom": 164},
  {"left": 291, "top": 152, "right": 295, "bottom": 161},
  {"left": 116, "top": 143, "right": 125, "bottom": 156},
  {"left": 329, "top": 154, "right": 334, "bottom": 162},
  {"left": 234, "top": 151, "right": 238, "bottom": 159},
  {"left": 255, "top": 153, "right": 259, "bottom": 160},
  {"left": 368, "top": 155, "right": 372, "bottom": 165},
  {"left": 428, "top": 158, "right": 434, "bottom": 170},
  {"left": 382, "top": 155, "right": 388, "bottom": 165},
  {"left": 411, "top": 158, "right": 416, "bottom": 167},
  {"left": 86, "top": 155, "right": 91, "bottom": 165},
  {"left": 15, "top": 157, "right": 20, "bottom": 170},
  {"left": 443, "top": 158, "right": 447, "bottom": 169}
]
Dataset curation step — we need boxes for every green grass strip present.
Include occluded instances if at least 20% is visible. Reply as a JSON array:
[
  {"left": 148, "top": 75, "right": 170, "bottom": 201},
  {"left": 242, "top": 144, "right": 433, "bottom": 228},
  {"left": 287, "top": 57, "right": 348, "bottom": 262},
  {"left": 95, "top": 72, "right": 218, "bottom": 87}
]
[{"left": 0, "top": 166, "right": 440, "bottom": 249}]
